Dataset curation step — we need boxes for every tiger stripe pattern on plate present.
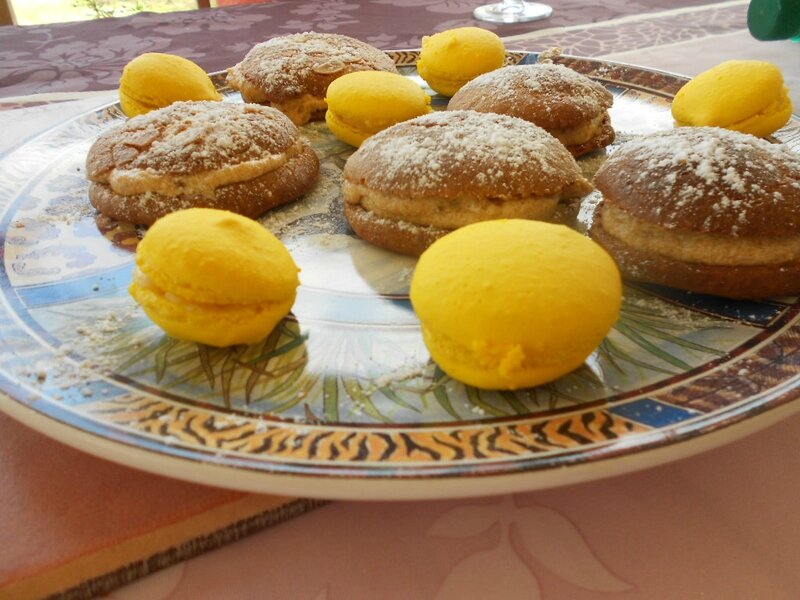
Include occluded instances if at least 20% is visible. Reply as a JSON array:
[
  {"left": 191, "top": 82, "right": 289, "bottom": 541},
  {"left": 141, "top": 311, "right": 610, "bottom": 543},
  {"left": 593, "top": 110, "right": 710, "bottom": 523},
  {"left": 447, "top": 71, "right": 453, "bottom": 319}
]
[{"left": 86, "top": 395, "right": 649, "bottom": 465}]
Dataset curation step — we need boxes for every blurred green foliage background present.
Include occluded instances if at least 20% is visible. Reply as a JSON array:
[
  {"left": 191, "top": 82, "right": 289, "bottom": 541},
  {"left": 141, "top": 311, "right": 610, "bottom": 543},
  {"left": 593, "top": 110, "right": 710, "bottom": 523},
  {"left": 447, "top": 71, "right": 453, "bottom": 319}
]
[{"left": 13, "top": 0, "right": 204, "bottom": 25}]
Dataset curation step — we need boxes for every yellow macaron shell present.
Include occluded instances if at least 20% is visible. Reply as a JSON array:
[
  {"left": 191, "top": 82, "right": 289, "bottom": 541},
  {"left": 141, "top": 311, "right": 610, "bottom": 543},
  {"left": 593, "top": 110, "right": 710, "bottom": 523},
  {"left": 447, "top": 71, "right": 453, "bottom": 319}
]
[
  {"left": 671, "top": 60, "right": 792, "bottom": 137},
  {"left": 119, "top": 52, "right": 222, "bottom": 117},
  {"left": 410, "top": 220, "right": 622, "bottom": 390},
  {"left": 130, "top": 208, "right": 300, "bottom": 347},
  {"left": 417, "top": 27, "right": 505, "bottom": 97},
  {"left": 325, "top": 71, "right": 432, "bottom": 147}
]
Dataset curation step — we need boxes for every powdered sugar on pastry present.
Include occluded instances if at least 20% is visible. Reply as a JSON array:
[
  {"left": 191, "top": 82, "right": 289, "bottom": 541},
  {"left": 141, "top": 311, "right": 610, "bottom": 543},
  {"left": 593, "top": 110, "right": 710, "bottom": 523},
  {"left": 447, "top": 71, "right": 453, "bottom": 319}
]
[
  {"left": 350, "top": 110, "right": 590, "bottom": 199},
  {"left": 454, "top": 64, "right": 611, "bottom": 123},
  {"left": 86, "top": 101, "right": 319, "bottom": 225},
  {"left": 590, "top": 126, "right": 800, "bottom": 299},
  {"left": 596, "top": 126, "right": 800, "bottom": 236},
  {"left": 342, "top": 110, "right": 593, "bottom": 256},
  {"left": 89, "top": 101, "right": 297, "bottom": 181},
  {"left": 447, "top": 64, "right": 615, "bottom": 156},
  {"left": 229, "top": 33, "right": 396, "bottom": 99},
  {"left": 227, "top": 32, "right": 397, "bottom": 124}
]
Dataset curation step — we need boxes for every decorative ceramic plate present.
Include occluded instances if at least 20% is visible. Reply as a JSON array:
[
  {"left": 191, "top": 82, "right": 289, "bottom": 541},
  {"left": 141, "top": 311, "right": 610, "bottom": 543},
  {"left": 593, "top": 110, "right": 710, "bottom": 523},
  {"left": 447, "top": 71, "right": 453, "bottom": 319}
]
[{"left": 2, "top": 52, "right": 800, "bottom": 500}]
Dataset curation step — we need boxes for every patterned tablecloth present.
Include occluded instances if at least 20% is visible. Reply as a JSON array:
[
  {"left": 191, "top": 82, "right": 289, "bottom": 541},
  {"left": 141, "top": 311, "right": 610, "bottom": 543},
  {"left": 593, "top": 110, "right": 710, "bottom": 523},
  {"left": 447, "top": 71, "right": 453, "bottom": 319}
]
[
  {"left": 1, "top": 0, "right": 731, "bottom": 98},
  {"left": 2, "top": 1, "right": 800, "bottom": 599}
]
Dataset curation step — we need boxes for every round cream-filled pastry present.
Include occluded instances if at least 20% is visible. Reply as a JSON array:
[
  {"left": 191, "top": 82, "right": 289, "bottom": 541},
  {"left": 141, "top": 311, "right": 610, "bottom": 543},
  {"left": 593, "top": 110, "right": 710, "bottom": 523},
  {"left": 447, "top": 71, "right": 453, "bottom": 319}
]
[
  {"left": 86, "top": 101, "right": 319, "bottom": 226},
  {"left": 589, "top": 126, "right": 800, "bottom": 299},
  {"left": 226, "top": 32, "right": 398, "bottom": 125},
  {"left": 448, "top": 64, "right": 615, "bottom": 157},
  {"left": 343, "top": 110, "right": 594, "bottom": 256}
]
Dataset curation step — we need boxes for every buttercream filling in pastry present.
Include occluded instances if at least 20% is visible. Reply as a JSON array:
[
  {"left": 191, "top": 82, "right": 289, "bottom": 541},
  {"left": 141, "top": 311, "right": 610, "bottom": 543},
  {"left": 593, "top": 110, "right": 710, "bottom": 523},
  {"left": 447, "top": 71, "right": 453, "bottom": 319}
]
[
  {"left": 600, "top": 204, "right": 800, "bottom": 266},
  {"left": 344, "top": 182, "right": 561, "bottom": 229},
  {"left": 341, "top": 111, "right": 595, "bottom": 255},
  {"left": 271, "top": 95, "right": 329, "bottom": 126},
  {"left": 107, "top": 140, "right": 306, "bottom": 198},
  {"left": 225, "top": 76, "right": 268, "bottom": 104},
  {"left": 232, "top": 82, "right": 330, "bottom": 125},
  {"left": 550, "top": 113, "right": 608, "bottom": 147}
]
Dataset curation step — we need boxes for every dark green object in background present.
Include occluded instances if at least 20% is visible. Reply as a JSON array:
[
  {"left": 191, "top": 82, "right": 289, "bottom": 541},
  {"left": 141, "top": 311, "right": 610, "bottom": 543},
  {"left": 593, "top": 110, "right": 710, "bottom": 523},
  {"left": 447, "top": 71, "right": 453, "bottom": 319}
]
[{"left": 748, "top": 0, "right": 800, "bottom": 40}]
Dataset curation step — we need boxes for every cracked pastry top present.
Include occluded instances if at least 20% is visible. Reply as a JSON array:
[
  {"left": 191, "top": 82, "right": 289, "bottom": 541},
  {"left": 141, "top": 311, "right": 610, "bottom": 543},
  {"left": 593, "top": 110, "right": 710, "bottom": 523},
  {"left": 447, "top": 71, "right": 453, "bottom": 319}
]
[
  {"left": 589, "top": 126, "right": 800, "bottom": 299},
  {"left": 343, "top": 110, "right": 593, "bottom": 256},
  {"left": 226, "top": 32, "right": 398, "bottom": 125},
  {"left": 86, "top": 101, "right": 319, "bottom": 225},
  {"left": 447, "top": 63, "right": 615, "bottom": 157}
]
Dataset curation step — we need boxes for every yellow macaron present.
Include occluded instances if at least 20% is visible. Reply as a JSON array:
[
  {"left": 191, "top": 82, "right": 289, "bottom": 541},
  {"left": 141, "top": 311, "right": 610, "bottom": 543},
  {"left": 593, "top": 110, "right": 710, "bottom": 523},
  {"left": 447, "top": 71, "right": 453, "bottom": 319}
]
[
  {"left": 671, "top": 60, "right": 792, "bottom": 137},
  {"left": 417, "top": 27, "right": 505, "bottom": 97},
  {"left": 410, "top": 220, "right": 622, "bottom": 390},
  {"left": 119, "top": 52, "right": 222, "bottom": 117},
  {"left": 325, "top": 71, "right": 431, "bottom": 147},
  {"left": 129, "top": 208, "right": 300, "bottom": 347}
]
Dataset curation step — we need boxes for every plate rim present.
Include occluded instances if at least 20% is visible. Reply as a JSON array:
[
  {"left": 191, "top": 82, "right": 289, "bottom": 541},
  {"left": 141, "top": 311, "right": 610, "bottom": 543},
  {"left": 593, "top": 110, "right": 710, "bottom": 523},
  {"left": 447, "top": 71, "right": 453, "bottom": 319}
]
[{"left": 3, "top": 387, "right": 799, "bottom": 500}]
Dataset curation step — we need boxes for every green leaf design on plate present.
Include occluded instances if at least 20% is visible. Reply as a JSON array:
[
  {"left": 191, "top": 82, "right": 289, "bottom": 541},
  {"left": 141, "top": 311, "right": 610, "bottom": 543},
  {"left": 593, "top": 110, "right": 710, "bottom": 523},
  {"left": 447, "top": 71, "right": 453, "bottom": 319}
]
[
  {"left": 220, "top": 345, "right": 246, "bottom": 409},
  {"left": 431, "top": 367, "right": 461, "bottom": 420},
  {"left": 466, "top": 387, "right": 509, "bottom": 418},
  {"left": 378, "top": 386, "right": 421, "bottom": 413},
  {"left": 499, "top": 391, "right": 529, "bottom": 415},
  {"left": 40, "top": 267, "right": 742, "bottom": 425},
  {"left": 342, "top": 377, "right": 391, "bottom": 423},
  {"left": 154, "top": 338, "right": 177, "bottom": 384},
  {"left": 197, "top": 344, "right": 216, "bottom": 389},
  {"left": 600, "top": 291, "right": 731, "bottom": 377},
  {"left": 615, "top": 321, "right": 693, "bottom": 371},
  {"left": 323, "top": 375, "right": 339, "bottom": 422}
]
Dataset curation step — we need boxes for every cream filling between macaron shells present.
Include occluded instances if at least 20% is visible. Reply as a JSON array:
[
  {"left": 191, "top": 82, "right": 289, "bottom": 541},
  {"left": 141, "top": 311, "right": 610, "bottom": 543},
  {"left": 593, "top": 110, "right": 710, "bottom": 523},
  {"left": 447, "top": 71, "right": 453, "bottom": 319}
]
[
  {"left": 132, "top": 268, "right": 291, "bottom": 313},
  {"left": 675, "top": 92, "right": 791, "bottom": 134}
]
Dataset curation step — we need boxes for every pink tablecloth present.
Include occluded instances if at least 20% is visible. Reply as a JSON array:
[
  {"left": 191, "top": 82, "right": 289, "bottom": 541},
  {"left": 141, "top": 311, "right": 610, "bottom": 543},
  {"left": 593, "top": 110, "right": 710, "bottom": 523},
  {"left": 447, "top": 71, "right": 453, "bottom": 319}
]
[{"left": 112, "top": 412, "right": 800, "bottom": 599}]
